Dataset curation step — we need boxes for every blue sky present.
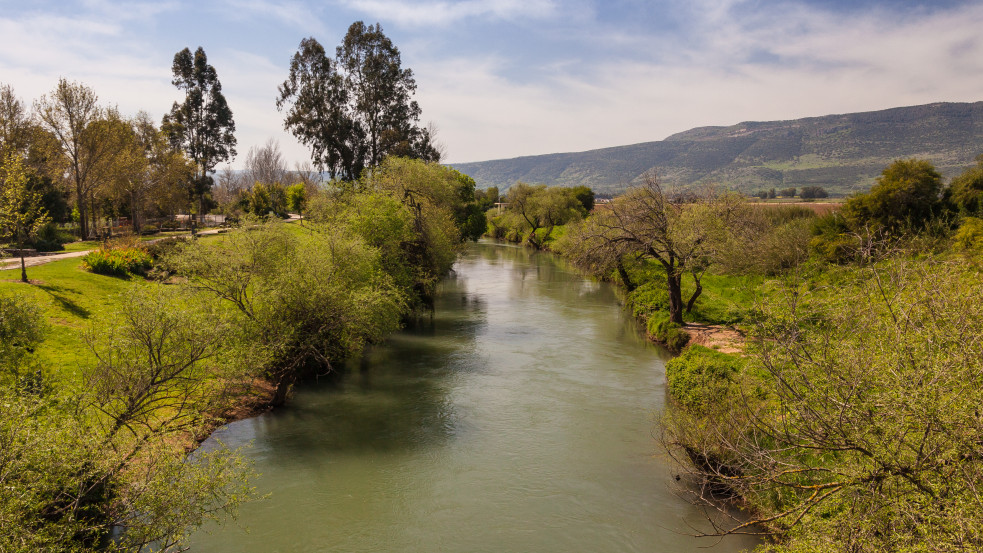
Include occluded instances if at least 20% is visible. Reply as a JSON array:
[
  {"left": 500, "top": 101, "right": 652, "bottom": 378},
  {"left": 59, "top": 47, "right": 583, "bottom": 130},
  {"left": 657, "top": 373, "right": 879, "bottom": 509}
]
[{"left": 1, "top": 0, "right": 981, "bottom": 168}]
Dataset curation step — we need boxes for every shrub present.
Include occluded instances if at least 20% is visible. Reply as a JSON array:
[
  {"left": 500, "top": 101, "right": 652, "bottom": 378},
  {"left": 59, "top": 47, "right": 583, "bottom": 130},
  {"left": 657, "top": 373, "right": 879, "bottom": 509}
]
[
  {"left": 954, "top": 216, "right": 983, "bottom": 251},
  {"left": 647, "top": 313, "right": 690, "bottom": 352},
  {"left": 82, "top": 246, "right": 152, "bottom": 276},
  {"left": 665, "top": 345, "right": 742, "bottom": 415}
]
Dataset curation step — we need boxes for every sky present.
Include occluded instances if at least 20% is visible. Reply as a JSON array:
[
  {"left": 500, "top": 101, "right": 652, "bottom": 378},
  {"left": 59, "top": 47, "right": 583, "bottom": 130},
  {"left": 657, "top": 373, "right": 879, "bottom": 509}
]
[{"left": 1, "top": 0, "right": 982, "bottom": 168}]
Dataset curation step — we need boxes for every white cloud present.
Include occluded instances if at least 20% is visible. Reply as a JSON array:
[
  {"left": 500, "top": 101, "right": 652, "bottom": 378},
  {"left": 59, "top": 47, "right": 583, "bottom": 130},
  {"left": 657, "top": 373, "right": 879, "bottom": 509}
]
[
  {"left": 339, "top": 0, "right": 558, "bottom": 27},
  {"left": 221, "top": 0, "right": 326, "bottom": 34},
  {"left": 426, "top": 1, "right": 983, "bottom": 163}
]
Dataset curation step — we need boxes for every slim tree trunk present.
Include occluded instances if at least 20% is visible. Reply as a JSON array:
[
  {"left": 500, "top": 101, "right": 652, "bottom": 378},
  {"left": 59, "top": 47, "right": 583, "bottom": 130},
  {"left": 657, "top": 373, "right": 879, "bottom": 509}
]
[
  {"left": 666, "top": 269, "right": 684, "bottom": 325},
  {"left": 616, "top": 259, "right": 636, "bottom": 292},
  {"left": 686, "top": 269, "right": 703, "bottom": 314},
  {"left": 19, "top": 238, "right": 27, "bottom": 283}
]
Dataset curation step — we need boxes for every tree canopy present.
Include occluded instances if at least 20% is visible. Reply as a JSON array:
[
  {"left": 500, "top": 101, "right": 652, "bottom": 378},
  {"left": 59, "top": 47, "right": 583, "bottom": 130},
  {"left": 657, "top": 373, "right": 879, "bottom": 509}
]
[
  {"left": 162, "top": 46, "right": 236, "bottom": 222},
  {"left": 277, "top": 23, "right": 439, "bottom": 180}
]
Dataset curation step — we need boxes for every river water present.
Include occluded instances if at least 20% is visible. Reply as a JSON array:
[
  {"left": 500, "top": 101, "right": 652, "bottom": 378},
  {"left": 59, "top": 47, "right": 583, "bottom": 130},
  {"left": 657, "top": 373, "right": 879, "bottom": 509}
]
[{"left": 189, "top": 241, "right": 757, "bottom": 553}]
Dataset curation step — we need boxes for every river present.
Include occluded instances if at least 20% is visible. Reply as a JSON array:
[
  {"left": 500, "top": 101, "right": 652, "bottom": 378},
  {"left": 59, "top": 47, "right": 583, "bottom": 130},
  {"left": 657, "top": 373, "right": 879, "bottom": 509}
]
[{"left": 189, "top": 241, "right": 757, "bottom": 553}]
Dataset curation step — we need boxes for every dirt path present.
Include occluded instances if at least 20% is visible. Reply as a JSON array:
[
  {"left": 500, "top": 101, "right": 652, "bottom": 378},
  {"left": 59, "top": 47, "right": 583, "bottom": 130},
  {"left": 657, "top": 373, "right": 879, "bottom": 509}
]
[{"left": 684, "top": 323, "right": 746, "bottom": 354}]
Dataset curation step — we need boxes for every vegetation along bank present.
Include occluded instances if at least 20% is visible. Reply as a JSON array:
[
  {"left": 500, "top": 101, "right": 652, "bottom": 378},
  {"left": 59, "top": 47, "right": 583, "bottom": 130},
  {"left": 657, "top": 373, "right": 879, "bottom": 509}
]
[{"left": 486, "top": 155, "right": 983, "bottom": 552}]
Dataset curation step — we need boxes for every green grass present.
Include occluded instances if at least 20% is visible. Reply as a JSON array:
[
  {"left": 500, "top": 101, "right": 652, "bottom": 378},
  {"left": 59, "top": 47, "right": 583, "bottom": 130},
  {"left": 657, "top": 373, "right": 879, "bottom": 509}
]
[
  {"left": 625, "top": 259, "right": 765, "bottom": 326},
  {"left": 0, "top": 257, "right": 149, "bottom": 384}
]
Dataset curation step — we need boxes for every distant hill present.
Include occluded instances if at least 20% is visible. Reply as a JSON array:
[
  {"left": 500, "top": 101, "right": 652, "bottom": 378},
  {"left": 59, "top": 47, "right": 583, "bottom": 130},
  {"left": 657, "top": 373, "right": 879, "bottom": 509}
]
[{"left": 449, "top": 102, "right": 983, "bottom": 196}]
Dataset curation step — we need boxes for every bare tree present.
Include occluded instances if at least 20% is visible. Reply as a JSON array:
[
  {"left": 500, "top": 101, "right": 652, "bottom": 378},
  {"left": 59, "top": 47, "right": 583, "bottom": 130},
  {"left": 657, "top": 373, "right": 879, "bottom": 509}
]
[{"left": 244, "top": 138, "right": 287, "bottom": 186}]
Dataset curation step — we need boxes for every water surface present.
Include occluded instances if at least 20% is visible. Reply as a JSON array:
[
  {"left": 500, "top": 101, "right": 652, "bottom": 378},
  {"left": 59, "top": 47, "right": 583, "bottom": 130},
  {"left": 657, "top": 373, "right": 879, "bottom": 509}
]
[{"left": 190, "top": 241, "right": 756, "bottom": 553}]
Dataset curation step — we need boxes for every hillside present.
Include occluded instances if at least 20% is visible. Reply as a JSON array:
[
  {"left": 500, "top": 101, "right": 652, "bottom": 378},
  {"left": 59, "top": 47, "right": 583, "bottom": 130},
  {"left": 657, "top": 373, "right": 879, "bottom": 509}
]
[{"left": 450, "top": 102, "right": 983, "bottom": 196}]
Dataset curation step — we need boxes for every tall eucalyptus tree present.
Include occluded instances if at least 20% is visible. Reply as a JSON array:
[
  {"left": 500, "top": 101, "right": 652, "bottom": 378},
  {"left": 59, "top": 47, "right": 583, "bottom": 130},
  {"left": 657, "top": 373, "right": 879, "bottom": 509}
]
[{"left": 162, "top": 47, "right": 236, "bottom": 228}]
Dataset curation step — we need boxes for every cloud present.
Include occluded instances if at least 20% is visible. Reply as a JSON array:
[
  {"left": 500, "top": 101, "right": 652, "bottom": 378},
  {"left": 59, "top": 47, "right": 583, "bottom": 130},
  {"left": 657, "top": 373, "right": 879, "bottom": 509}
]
[
  {"left": 422, "top": 1, "right": 983, "bottom": 163},
  {"left": 339, "top": 0, "right": 558, "bottom": 27},
  {"left": 221, "top": 0, "right": 327, "bottom": 34}
]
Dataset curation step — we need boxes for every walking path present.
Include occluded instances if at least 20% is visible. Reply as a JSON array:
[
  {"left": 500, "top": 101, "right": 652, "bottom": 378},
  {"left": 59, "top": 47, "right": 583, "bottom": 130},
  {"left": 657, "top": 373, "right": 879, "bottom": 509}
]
[{"left": 0, "top": 228, "right": 226, "bottom": 271}]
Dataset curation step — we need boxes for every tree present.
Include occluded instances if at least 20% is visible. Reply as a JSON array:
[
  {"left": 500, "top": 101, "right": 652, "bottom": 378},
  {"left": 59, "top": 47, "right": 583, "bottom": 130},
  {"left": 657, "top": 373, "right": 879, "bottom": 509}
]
[
  {"left": 843, "top": 158, "right": 947, "bottom": 231},
  {"left": 571, "top": 185, "right": 595, "bottom": 212},
  {"left": 163, "top": 46, "right": 237, "bottom": 230},
  {"left": 243, "top": 138, "right": 288, "bottom": 186},
  {"left": 665, "top": 257, "right": 983, "bottom": 551},
  {"left": 563, "top": 174, "right": 739, "bottom": 324},
  {"left": 0, "top": 287, "right": 254, "bottom": 552},
  {"left": 35, "top": 79, "right": 115, "bottom": 238},
  {"left": 779, "top": 187, "right": 796, "bottom": 198},
  {"left": 505, "top": 182, "right": 585, "bottom": 249},
  {"left": 277, "top": 23, "right": 438, "bottom": 180},
  {"left": 799, "top": 185, "right": 828, "bottom": 199},
  {"left": 165, "top": 222, "right": 405, "bottom": 406},
  {"left": 949, "top": 154, "right": 983, "bottom": 215},
  {"left": 286, "top": 182, "right": 307, "bottom": 221},
  {"left": 0, "top": 155, "right": 50, "bottom": 282}
]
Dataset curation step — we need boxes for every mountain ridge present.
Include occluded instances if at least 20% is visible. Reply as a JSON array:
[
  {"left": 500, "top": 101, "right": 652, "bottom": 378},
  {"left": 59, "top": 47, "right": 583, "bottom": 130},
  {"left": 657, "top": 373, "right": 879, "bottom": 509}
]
[{"left": 449, "top": 101, "right": 983, "bottom": 195}]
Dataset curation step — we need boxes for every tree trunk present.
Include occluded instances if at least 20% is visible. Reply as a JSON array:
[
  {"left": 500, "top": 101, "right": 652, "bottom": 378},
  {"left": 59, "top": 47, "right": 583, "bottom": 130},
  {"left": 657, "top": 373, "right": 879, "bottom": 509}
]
[
  {"left": 18, "top": 238, "right": 27, "bottom": 283},
  {"left": 686, "top": 273, "right": 703, "bottom": 313},
  {"left": 666, "top": 270, "right": 684, "bottom": 325},
  {"left": 270, "top": 372, "right": 295, "bottom": 408},
  {"left": 616, "top": 259, "right": 636, "bottom": 292}
]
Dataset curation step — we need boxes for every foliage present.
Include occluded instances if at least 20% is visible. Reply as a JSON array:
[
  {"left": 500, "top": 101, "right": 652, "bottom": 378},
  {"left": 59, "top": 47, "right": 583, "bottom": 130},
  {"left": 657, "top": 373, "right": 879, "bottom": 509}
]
[
  {"left": 570, "top": 185, "right": 595, "bottom": 212},
  {"left": 842, "top": 158, "right": 948, "bottom": 232},
  {"left": 277, "top": 23, "right": 438, "bottom": 181},
  {"left": 646, "top": 313, "right": 691, "bottom": 352},
  {"left": 0, "top": 285, "right": 254, "bottom": 552},
  {"left": 953, "top": 216, "right": 983, "bottom": 251},
  {"left": 665, "top": 345, "right": 742, "bottom": 415},
  {"left": 561, "top": 174, "right": 741, "bottom": 324},
  {"left": 0, "top": 154, "right": 51, "bottom": 281},
  {"left": 0, "top": 291, "right": 47, "bottom": 388},
  {"left": 162, "top": 46, "right": 237, "bottom": 218},
  {"left": 82, "top": 244, "right": 152, "bottom": 276},
  {"left": 164, "top": 221, "right": 406, "bottom": 406},
  {"left": 798, "top": 185, "right": 828, "bottom": 199},
  {"left": 286, "top": 182, "right": 307, "bottom": 215},
  {"left": 668, "top": 257, "right": 983, "bottom": 551},
  {"left": 504, "top": 182, "right": 585, "bottom": 249},
  {"left": 948, "top": 154, "right": 983, "bottom": 215}
]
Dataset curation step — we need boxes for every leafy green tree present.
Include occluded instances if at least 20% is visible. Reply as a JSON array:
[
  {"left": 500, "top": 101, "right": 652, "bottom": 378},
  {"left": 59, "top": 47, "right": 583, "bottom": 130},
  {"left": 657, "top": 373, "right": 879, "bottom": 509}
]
[
  {"left": 505, "top": 182, "right": 585, "bottom": 249},
  {"left": 570, "top": 185, "right": 595, "bottom": 212},
  {"left": 843, "top": 158, "right": 947, "bottom": 231},
  {"left": 286, "top": 182, "right": 307, "bottom": 221},
  {"left": 799, "top": 185, "right": 828, "bottom": 199},
  {"left": 163, "top": 46, "right": 237, "bottom": 230},
  {"left": 0, "top": 287, "right": 254, "bottom": 552},
  {"left": 778, "top": 187, "right": 796, "bottom": 198},
  {"left": 0, "top": 155, "right": 50, "bottom": 282},
  {"left": 277, "top": 23, "right": 438, "bottom": 180},
  {"left": 562, "top": 175, "right": 739, "bottom": 324},
  {"left": 474, "top": 185, "right": 499, "bottom": 211},
  {"left": 949, "top": 154, "right": 983, "bottom": 215},
  {"left": 165, "top": 222, "right": 405, "bottom": 405}
]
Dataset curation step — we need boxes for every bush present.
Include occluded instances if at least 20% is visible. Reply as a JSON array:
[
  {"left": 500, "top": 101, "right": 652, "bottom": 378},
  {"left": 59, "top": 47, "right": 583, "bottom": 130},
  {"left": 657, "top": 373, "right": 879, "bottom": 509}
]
[
  {"left": 30, "top": 222, "right": 73, "bottom": 252},
  {"left": 665, "top": 345, "right": 742, "bottom": 415},
  {"left": 647, "top": 313, "right": 690, "bottom": 352},
  {"left": 82, "top": 246, "right": 152, "bottom": 276},
  {"left": 954, "top": 216, "right": 983, "bottom": 251}
]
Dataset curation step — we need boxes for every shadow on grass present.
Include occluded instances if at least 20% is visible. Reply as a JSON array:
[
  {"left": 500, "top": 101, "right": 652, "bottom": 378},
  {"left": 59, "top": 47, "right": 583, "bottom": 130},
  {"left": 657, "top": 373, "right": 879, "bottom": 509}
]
[{"left": 37, "top": 283, "right": 91, "bottom": 319}]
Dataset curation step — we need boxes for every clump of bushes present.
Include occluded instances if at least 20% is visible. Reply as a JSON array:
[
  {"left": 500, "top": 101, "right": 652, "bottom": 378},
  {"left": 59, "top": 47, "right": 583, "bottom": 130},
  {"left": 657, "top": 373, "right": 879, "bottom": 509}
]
[
  {"left": 647, "top": 313, "right": 690, "bottom": 352},
  {"left": 82, "top": 243, "right": 152, "bottom": 276},
  {"left": 665, "top": 345, "right": 741, "bottom": 415}
]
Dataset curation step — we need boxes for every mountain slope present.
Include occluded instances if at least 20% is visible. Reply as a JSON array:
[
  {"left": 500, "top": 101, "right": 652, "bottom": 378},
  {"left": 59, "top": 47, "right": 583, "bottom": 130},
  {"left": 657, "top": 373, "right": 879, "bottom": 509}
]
[{"left": 449, "top": 102, "right": 983, "bottom": 195}]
